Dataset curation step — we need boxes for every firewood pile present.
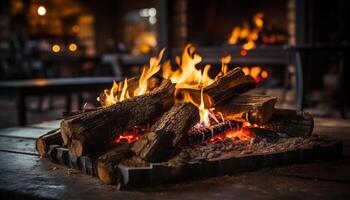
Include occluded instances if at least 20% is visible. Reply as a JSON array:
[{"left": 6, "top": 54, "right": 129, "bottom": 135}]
[{"left": 35, "top": 45, "right": 342, "bottom": 189}]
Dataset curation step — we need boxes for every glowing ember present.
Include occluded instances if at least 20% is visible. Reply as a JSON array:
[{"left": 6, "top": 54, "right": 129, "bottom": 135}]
[
  {"left": 114, "top": 133, "right": 140, "bottom": 144},
  {"left": 114, "top": 126, "right": 147, "bottom": 144}
]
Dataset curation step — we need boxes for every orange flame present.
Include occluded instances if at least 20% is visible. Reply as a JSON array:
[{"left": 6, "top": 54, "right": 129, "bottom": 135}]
[
  {"left": 99, "top": 49, "right": 165, "bottom": 107},
  {"left": 227, "top": 12, "right": 264, "bottom": 50}
]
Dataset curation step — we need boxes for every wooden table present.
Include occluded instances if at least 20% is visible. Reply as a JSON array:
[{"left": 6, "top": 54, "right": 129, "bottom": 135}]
[
  {"left": 0, "top": 77, "right": 120, "bottom": 126},
  {"left": 0, "top": 118, "right": 349, "bottom": 199}
]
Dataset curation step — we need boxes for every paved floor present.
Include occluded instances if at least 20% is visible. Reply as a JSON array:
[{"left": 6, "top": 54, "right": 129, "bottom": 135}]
[{"left": 0, "top": 118, "right": 349, "bottom": 199}]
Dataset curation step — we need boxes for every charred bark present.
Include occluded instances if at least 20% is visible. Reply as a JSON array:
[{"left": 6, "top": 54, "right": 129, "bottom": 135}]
[
  {"left": 61, "top": 80, "right": 175, "bottom": 157},
  {"left": 132, "top": 68, "right": 256, "bottom": 162},
  {"left": 215, "top": 95, "right": 277, "bottom": 123}
]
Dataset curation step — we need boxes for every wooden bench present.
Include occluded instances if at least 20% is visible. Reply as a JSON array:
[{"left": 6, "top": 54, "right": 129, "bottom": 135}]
[{"left": 0, "top": 77, "right": 120, "bottom": 126}]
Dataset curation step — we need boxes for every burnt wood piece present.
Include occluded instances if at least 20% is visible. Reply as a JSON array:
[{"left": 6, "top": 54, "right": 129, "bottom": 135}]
[
  {"left": 36, "top": 129, "right": 63, "bottom": 157},
  {"left": 132, "top": 68, "right": 256, "bottom": 162},
  {"left": 186, "top": 121, "right": 241, "bottom": 146},
  {"left": 96, "top": 144, "right": 133, "bottom": 185},
  {"left": 247, "top": 127, "right": 280, "bottom": 143},
  {"left": 215, "top": 95, "right": 277, "bottom": 123},
  {"left": 132, "top": 103, "right": 199, "bottom": 162},
  {"left": 60, "top": 79, "right": 175, "bottom": 157},
  {"left": 265, "top": 109, "right": 314, "bottom": 137}
]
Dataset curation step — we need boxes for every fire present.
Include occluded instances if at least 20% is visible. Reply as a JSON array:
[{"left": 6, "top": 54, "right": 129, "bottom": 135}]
[
  {"left": 114, "top": 132, "right": 140, "bottom": 144},
  {"left": 98, "top": 49, "right": 165, "bottom": 106},
  {"left": 97, "top": 78, "right": 130, "bottom": 107},
  {"left": 134, "top": 48, "right": 165, "bottom": 96},
  {"left": 163, "top": 44, "right": 214, "bottom": 90},
  {"left": 208, "top": 122, "right": 256, "bottom": 144},
  {"left": 114, "top": 126, "right": 147, "bottom": 144},
  {"left": 242, "top": 66, "right": 269, "bottom": 83},
  {"left": 227, "top": 12, "right": 264, "bottom": 50}
]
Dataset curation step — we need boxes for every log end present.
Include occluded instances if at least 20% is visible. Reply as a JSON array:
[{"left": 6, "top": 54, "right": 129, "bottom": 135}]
[
  {"left": 97, "top": 161, "right": 116, "bottom": 184},
  {"left": 35, "top": 139, "right": 47, "bottom": 157},
  {"left": 69, "top": 139, "right": 84, "bottom": 157}
]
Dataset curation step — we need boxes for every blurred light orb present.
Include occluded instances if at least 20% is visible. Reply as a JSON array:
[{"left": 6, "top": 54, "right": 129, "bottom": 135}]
[
  {"left": 148, "top": 8, "right": 156, "bottom": 16},
  {"left": 37, "top": 6, "right": 46, "bottom": 16},
  {"left": 52, "top": 44, "right": 60, "bottom": 53},
  {"left": 69, "top": 43, "right": 77, "bottom": 52},
  {"left": 72, "top": 25, "right": 80, "bottom": 33}
]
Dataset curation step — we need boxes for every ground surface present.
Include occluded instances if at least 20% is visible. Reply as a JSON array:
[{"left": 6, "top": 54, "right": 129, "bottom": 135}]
[{"left": 0, "top": 118, "right": 350, "bottom": 200}]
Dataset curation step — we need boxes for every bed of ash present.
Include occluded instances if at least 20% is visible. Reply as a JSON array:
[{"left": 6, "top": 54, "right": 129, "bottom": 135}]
[{"left": 121, "top": 134, "right": 329, "bottom": 167}]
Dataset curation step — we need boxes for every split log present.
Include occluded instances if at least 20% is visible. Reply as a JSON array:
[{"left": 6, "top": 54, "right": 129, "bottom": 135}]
[
  {"left": 186, "top": 121, "right": 241, "bottom": 146},
  {"left": 132, "top": 68, "right": 256, "bottom": 162},
  {"left": 215, "top": 95, "right": 277, "bottom": 124},
  {"left": 61, "top": 79, "right": 175, "bottom": 157},
  {"left": 36, "top": 129, "right": 63, "bottom": 157},
  {"left": 264, "top": 109, "right": 314, "bottom": 137},
  {"left": 96, "top": 144, "right": 133, "bottom": 185},
  {"left": 132, "top": 103, "right": 199, "bottom": 162}
]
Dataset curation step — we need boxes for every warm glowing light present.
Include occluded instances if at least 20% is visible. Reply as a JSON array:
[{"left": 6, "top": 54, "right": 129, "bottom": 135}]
[
  {"left": 134, "top": 48, "right": 165, "bottom": 96},
  {"left": 242, "top": 67, "right": 250, "bottom": 75},
  {"left": 162, "top": 44, "right": 214, "bottom": 90},
  {"left": 250, "top": 66, "right": 262, "bottom": 79},
  {"left": 68, "top": 43, "right": 77, "bottom": 52},
  {"left": 227, "top": 13, "right": 264, "bottom": 50},
  {"left": 240, "top": 49, "right": 247, "bottom": 57},
  {"left": 37, "top": 6, "right": 46, "bottom": 16},
  {"left": 261, "top": 70, "right": 269, "bottom": 79},
  {"left": 98, "top": 49, "right": 165, "bottom": 106},
  {"left": 51, "top": 44, "right": 60, "bottom": 53},
  {"left": 114, "top": 132, "right": 140, "bottom": 144},
  {"left": 72, "top": 25, "right": 80, "bottom": 33}
]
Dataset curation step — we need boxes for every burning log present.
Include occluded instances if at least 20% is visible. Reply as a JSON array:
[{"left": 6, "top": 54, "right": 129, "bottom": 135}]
[
  {"left": 132, "top": 102, "right": 199, "bottom": 162},
  {"left": 265, "top": 109, "right": 314, "bottom": 137},
  {"left": 60, "top": 79, "right": 175, "bottom": 157},
  {"left": 36, "top": 129, "right": 63, "bottom": 157},
  {"left": 132, "top": 68, "right": 256, "bottom": 162},
  {"left": 96, "top": 144, "right": 133, "bottom": 185},
  {"left": 215, "top": 95, "right": 277, "bottom": 123},
  {"left": 186, "top": 121, "right": 241, "bottom": 146}
]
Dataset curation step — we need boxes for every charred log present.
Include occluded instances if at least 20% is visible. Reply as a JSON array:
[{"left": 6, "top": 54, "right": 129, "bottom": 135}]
[
  {"left": 61, "top": 80, "right": 175, "bottom": 157},
  {"left": 96, "top": 144, "right": 133, "bottom": 185},
  {"left": 186, "top": 121, "right": 241, "bottom": 146},
  {"left": 132, "top": 68, "right": 256, "bottom": 162},
  {"left": 265, "top": 109, "right": 314, "bottom": 137},
  {"left": 215, "top": 95, "right": 277, "bottom": 123}
]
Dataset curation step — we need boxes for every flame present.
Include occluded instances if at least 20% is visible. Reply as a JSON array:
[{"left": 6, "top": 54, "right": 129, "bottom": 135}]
[
  {"left": 134, "top": 48, "right": 165, "bottom": 96},
  {"left": 162, "top": 44, "right": 214, "bottom": 90},
  {"left": 227, "top": 12, "right": 264, "bottom": 50},
  {"left": 215, "top": 55, "right": 231, "bottom": 80},
  {"left": 97, "top": 78, "right": 130, "bottom": 106},
  {"left": 99, "top": 49, "right": 165, "bottom": 107}
]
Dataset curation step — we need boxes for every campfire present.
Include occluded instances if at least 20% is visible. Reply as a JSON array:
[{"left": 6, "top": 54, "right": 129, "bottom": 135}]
[{"left": 35, "top": 44, "right": 342, "bottom": 189}]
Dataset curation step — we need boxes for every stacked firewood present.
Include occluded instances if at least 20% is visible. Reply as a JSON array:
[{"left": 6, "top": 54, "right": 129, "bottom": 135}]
[{"left": 36, "top": 67, "right": 314, "bottom": 186}]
